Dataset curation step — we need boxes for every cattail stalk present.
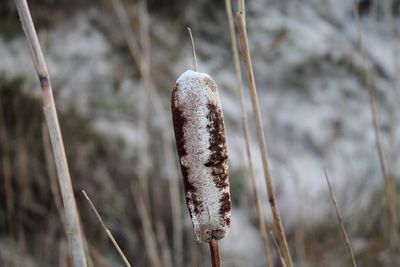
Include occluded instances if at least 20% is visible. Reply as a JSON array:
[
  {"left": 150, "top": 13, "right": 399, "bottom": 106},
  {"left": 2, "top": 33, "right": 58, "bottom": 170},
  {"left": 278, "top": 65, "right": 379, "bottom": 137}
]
[
  {"left": 42, "top": 123, "right": 67, "bottom": 232},
  {"left": 224, "top": 0, "right": 273, "bottom": 265},
  {"left": 14, "top": 1, "right": 87, "bottom": 266},
  {"left": 236, "top": 3, "right": 294, "bottom": 267},
  {"left": 209, "top": 239, "right": 221, "bottom": 267}
]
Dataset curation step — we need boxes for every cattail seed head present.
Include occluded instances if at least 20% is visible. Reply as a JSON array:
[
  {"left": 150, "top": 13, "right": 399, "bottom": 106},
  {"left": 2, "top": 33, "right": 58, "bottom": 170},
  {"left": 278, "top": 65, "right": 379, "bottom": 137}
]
[{"left": 171, "top": 70, "right": 231, "bottom": 243}]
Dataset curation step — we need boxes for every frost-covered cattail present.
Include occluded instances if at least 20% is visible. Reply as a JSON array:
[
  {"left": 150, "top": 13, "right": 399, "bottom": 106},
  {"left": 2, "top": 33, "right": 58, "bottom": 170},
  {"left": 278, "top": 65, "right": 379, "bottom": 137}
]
[{"left": 171, "top": 69, "right": 231, "bottom": 243}]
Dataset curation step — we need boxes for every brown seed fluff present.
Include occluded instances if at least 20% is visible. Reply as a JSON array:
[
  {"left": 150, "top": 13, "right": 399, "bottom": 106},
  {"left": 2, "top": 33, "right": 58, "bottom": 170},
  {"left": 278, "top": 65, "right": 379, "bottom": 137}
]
[{"left": 171, "top": 70, "right": 231, "bottom": 243}]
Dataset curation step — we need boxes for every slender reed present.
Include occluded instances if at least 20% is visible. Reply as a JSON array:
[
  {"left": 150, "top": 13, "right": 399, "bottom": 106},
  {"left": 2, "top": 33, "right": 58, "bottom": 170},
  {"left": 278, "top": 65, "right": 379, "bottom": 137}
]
[
  {"left": 237, "top": 0, "right": 245, "bottom": 19},
  {"left": 224, "top": 0, "right": 273, "bottom": 265},
  {"left": 42, "top": 123, "right": 67, "bottom": 232},
  {"left": 82, "top": 191, "right": 133, "bottom": 267},
  {"left": 323, "top": 169, "right": 358, "bottom": 267},
  {"left": 270, "top": 231, "right": 287, "bottom": 267},
  {"left": 14, "top": 1, "right": 87, "bottom": 266},
  {"left": 353, "top": 4, "right": 399, "bottom": 249},
  {"left": 236, "top": 2, "right": 293, "bottom": 266}
]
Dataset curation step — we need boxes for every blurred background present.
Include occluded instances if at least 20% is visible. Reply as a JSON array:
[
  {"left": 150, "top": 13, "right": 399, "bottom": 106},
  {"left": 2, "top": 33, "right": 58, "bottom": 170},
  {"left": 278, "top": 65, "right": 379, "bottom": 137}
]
[{"left": 0, "top": 0, "right": 399, "bottom": 266}]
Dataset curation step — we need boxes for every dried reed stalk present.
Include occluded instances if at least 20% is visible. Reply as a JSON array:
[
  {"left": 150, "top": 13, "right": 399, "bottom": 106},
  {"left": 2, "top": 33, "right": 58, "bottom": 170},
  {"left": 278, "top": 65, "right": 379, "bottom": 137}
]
[
  {"left": 82, "top": 191, "right": 133, "bottom": 267},
  {"left": 42, "top": 123, "right": 67, "bottom": 232},
  {"left": 324, "top": 169, "right": 357, "bottom": 267},
  {"left": 270, "top": 231, "right": 287, "bottom": 267},
  {"left": 236, "top": 4, "right": 293, "bottom": 267},
  {"left": 224, "top": 0, "right": 273, "bottom": 265},
  {"left": 14, "top": 1, "right": 87, "bottom": 266},
  {"left": 353, "top": 4, "right": 399, "bottom": 249},
  {"left": 237, "top": 0, "right": 245, "bottom": 19},
  {"left": 209, "top": 239, "right": 221, "bottom": 267}
]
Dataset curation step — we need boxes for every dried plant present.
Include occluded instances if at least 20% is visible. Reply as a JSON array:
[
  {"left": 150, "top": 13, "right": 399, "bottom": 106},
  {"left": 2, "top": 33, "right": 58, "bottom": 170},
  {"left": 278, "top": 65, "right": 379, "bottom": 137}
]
[
  {"left": 82, "top": 190, "right": 133, "bottom": 267},
  {"left": 236, "top": 1, "right": 293, "bottom": 266},
  {"left": 324, "top": 169, "right": 358, "bottom": 267},
  {"left": 171, "top": 32, "right": 231, "bottom": 266},
  {"left": 14, "top": 0, "right": 87, "bottom": 266},
  {"left": 353, "top": 4, "right": 399, "bottom": 250},
  {"left": 224, "top": 0, "right": 273, "bottom": 265}
]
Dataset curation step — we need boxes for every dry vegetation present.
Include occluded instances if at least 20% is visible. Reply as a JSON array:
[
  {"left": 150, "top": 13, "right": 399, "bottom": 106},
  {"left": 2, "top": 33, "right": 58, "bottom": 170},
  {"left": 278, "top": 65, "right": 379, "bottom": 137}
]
[{"left": 0, "top": 0, "right": 400, "bottom": 266}]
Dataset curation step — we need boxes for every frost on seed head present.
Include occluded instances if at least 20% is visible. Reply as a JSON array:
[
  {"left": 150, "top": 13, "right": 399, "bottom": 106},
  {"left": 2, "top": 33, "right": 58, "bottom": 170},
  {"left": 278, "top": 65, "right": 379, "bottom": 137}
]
[{"left": 171, "top": 69, "right": 231, "bottom": 243}]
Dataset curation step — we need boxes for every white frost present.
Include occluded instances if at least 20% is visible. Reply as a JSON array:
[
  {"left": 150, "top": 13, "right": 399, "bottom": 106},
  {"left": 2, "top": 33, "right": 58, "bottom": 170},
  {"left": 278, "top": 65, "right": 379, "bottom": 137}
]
[{"left": 174, "top": 70, "right": 230, "bottom": 242}]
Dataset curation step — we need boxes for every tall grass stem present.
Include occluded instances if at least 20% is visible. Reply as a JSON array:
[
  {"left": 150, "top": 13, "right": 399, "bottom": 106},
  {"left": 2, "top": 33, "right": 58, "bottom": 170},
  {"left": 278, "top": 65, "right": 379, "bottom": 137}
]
[
  {"left": 14, "top": 1, "right": 88, "bottom": 266},
  {"left": 324, "top": 169, "right": 358, "bottom": 267},
  {"left": 236, "top": 10, "right": 294, "bottom": 267},
  {"left": 224, "top": 0, "right": 273, "bottom": 266}
]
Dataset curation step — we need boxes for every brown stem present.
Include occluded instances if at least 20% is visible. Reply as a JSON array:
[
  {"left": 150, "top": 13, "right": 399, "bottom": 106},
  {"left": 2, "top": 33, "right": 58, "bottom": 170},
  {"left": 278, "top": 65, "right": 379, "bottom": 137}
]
[
  {"left": 324, "top": 169, "right": 358, "bottom": 267},
  {"left": 82, "top": 191, "right": 133, "bottom": 267},
  {"left": 236, "top": 10, "right": 293, "bottom": 267},
  {"left": 14, "top": 1, "right": 87, "bottom": 266},
  {"left": 270, "top": 231, "right": 287, "bottom": 267},
  {"left": 41, "top": 123, "right": 67, "bottom": 232},
  {"left": 224, "top": 0, "right": 273, "bottom": 266},
  {"left": 209, "top": 239, "right": 220, "bottom": 267}
]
